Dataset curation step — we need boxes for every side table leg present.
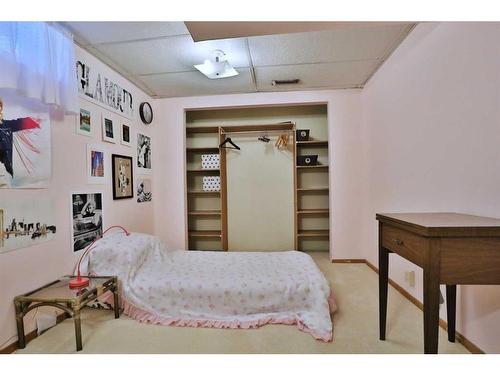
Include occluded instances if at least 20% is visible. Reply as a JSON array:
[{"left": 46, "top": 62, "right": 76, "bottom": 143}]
[
  {"left": 113, "top": 286, "right": 120, "bottom": 319},
  {"left": 14, "top": 301, "right": 26, "bottom": 349},
  {"left": 74, "top": 308, "right": 83, "bottom": 352}
]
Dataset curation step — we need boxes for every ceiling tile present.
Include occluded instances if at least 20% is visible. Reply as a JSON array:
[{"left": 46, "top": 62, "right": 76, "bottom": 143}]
[
  {"left": 94, "top": 35, "right": 250, "bottom": 75},
  {"left": 255, "top": 60, "right": 380, "bottom": 91},
  {"left": 63, "top": 21, "right": 189, "bottom": 45},
  {"left": 248, "top": 24, "right": 412, "bottom": 66},
  {"left": 139, "top": 68, "right": 255, "bottom": 98},
  {"left": 63, "top": 21, "right": 416, "bottom": 97}
]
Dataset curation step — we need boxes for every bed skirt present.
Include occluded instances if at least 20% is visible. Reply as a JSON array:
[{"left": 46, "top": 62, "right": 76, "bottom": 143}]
[{"left": 116, "top": 291, "right": 337, "bottom": 342}]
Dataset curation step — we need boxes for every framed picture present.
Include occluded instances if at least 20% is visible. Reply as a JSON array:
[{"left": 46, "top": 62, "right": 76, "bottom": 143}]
[
  {"left": 121, "top": 124, "right": 132, "bottom": 147},
  {"left": 102, "top": 115, "right": 116, "bottom": 143},
  {"left": 71, "top": 192, "right": 103, "bottom": 252},
  {"left": 137, "top": 133, "right": 152, "bottom": 172},
  {"left": 112, "top": 154, "right": 133, "bottom": 199},
  {"left": 77, "top": 108, "right": 93, "bottom": 137},
  {"left": 137, "top": 177, "right": 152, "bottom": 203},
  {"left": 87, "top": 144, "right": 106, "bottom": 184}
]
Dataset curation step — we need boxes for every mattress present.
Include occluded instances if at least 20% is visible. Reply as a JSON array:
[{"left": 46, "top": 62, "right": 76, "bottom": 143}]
[{"left": 88, "top": 232, "right": 336, "bottom": 341}]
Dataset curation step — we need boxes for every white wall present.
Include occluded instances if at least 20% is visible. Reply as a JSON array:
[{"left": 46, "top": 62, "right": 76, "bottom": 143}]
[
  {"left": 361, "top": 22, "right": 500, "bottom": 353},
  {"left": 153, "top": 90, "right": 364, "bottom": 259},
  {"left": 0, "top": 46, "right": 156, "bottom": 350}
]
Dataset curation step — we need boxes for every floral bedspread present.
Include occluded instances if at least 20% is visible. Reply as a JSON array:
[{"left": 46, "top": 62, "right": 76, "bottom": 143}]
[{"left": 88, "top": 233, "right": 336, "bottom": 341}]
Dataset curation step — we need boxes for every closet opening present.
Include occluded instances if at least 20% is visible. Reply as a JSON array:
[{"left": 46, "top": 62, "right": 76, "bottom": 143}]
[{"left": 185, "top": 104, "right": 330, "bottom": 253}]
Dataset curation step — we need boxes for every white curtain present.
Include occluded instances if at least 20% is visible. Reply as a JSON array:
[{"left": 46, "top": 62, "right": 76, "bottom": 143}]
[{"left": 0, "top": 22, "right": 78, "bottom": 114}]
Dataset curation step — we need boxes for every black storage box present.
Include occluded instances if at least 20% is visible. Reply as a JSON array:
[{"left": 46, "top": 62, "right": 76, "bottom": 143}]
[
  {"left": 296, "top": 129, "right": 310, "bottom": 141},
  {"left": 297, "top": 155, "right": 318, "bottom": 166}
]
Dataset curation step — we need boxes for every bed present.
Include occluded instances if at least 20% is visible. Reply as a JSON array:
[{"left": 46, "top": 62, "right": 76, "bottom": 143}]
[{"left": 86, "top": 232, "right": 337, "bottom": 342}]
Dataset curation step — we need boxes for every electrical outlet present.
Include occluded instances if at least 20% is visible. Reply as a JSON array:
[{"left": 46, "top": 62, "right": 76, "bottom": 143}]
[{"left": 404, "top": 270, "right": 416, "bottom": 287}]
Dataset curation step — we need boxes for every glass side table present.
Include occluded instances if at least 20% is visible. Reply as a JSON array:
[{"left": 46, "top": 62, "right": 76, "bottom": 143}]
[{"left": 14, "top": 275, "right": 119, "bottom": 351}]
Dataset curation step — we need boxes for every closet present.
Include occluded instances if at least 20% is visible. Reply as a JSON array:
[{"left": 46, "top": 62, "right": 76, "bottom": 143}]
[{"left": 185, "top": 104, "right": 330, "bottom": 252}]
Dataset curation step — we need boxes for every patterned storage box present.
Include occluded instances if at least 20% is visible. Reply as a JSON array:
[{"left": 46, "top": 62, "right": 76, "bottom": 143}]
[
  {"left": 201, "top": 154, "right": 220, "bottom": 169},
  {"left": 202, "top": 176, "right": 221, "bottom": 192}
]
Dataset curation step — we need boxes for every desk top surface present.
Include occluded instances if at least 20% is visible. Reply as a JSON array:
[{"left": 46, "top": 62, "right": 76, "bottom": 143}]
[{"left": 376, "top": 212, "right": 500, "bottom": 237}]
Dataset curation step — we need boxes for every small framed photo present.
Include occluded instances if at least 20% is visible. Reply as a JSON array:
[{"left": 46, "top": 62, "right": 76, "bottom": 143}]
[
  {"left": 137, "top": 177, "right": 152, "bottom": 203},
  {"left": 112, "top": 154, "right": 134, "bottom": 199},
  {"left": 76, "top": 108, "right": 93, "bottom": 137},
  {"left": 102, "top": 115, "right": 116, "bottom": 143},
  {"left": 70, "top": 192, "right": 103, "bottom": 252},
  {"left": 87, "top": 144, "right": 107, "bottom": 184},
  {"left": 121, "top": 124, "right": 132, "bottom": 147},
  {"left": 137, "top": 133, "right": 152, "bottom": 173}
]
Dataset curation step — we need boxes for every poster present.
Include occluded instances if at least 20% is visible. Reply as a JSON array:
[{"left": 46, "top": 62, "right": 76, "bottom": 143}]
[
  {"left": 0, "top": 196, "right": 56, "bottom": 253},
  {"left": 0, "top": 98, "right": 51, "bottom": 188}
]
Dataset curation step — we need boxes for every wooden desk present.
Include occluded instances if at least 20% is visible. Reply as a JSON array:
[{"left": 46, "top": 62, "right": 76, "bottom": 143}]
[{"left": 376, "top": 212, "right": 500, "bottom": 354}]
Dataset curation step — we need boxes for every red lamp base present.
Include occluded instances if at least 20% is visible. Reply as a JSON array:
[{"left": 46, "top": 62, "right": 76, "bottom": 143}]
[{"left": 69, "top": 277, "right": 90, "bottom": 289}]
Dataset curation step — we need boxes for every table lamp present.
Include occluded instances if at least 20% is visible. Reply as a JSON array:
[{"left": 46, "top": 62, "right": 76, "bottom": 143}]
[{"left": 69, "top": 225, "right": 130, "bottom": 289}]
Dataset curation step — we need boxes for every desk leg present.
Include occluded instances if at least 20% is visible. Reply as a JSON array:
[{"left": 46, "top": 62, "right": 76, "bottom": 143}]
[
  {"left": 74, "top": 308, "right": 83, "bottom": 352},
  {"left": 423, "top": 266, "right": 440, "bottom": 354},
  {"left": 14, "top": 301, "right": 26, "bottom": 349},
  {"left": 446, "top": 285, "right": 456, "bottom": 343},
  {"left": 379, "top": 246, "right": 389, "bottom": 341}
]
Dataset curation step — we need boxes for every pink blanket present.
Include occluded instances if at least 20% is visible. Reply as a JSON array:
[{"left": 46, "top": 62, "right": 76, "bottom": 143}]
[{"left": 88, "top": 233, "right": 336, "bottom": 341}]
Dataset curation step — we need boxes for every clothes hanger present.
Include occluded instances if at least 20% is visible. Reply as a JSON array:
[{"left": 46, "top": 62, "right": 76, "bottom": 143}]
[{"left": 219, "top": 137, "right": 241, "bottom": 150}]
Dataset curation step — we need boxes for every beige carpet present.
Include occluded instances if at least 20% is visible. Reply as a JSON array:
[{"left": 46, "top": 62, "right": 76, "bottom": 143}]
[{"left": 17, "top": 253, "right": 469, "bottom": 354}]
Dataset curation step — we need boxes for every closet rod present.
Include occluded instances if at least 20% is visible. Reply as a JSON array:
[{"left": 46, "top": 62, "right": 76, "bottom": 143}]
[{"left": 220, "top": 129, "right": 295, "bottom": 136}]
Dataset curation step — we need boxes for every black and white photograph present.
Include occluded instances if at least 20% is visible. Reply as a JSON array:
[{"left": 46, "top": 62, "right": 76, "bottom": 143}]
[
  {"left": 136, "top": 177, "right": 152, "bottom": 203},
  {"left": 71, "top": 192, "right": 103, "bottom": 252},
  {"left": 137, "top": 133, "right": 151, "bottom": 170}
]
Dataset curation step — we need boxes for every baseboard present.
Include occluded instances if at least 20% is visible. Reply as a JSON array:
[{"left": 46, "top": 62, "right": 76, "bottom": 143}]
[
  {"left": 363, "top": 259, "right": 484, "bottom": 354},
  {"left": 0, "top": 312, "right": 69, "bottom": 354}
]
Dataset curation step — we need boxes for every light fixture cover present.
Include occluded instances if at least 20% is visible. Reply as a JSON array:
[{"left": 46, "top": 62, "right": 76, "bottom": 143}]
[{"left": 194, "top": 51, "right": 239, "bottom": 79}]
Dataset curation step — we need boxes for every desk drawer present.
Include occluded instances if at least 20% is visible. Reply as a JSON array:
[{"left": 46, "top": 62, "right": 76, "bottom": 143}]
[{"left": 382, "top": 224, "right": 426, "bottom": 267}]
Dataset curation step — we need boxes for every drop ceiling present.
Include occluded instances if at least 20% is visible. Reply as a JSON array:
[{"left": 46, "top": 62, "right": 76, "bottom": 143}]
[{"left": 61, "top": 21, "right": 416, "bottom": 98}]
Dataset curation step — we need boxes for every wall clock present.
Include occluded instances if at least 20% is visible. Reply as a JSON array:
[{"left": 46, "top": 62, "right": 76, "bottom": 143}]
[{"left": 139, "top": 102, "right": 153, "bottom": 125}]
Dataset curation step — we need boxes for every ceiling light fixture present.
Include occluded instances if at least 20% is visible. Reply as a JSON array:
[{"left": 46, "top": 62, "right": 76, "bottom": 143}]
[{"left": 194, "top": 50, "right": 239, "bottom": 79}]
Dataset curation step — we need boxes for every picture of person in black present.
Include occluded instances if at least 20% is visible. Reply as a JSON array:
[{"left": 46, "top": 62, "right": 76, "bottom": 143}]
[{"left": 0, "top": 97, "right": 41, "bottom": 186}]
